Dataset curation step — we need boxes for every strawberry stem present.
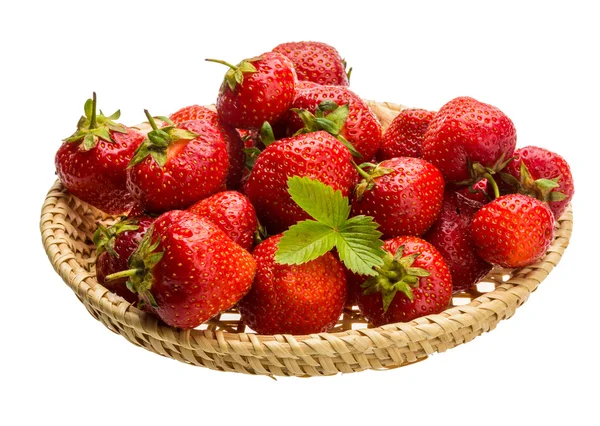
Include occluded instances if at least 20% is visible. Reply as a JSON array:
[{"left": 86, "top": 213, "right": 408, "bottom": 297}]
[
  {"left": 89, "top": 92, "right": 98, "bottom": 130},
  {"left": 105, "top": 268, "right": 143, "bottom": 281},
  {"left": 144, "top": 109, "right": 159, "bottom": 131},
  {"left": 205, "top": 58, "right": 237, "bottom": 70},
  {"left": 352, "top": 160, "right": 373, "bottom": 181}
]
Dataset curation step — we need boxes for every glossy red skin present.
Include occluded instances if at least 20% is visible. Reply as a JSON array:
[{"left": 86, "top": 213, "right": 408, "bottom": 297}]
[
  {"left": 422, "top": 96, "right": 517, "bottom": 183},
  {"left": 504, "top": 146, "right": 574, "bottom": 219},
  {"left": 272, "top": 41, "right": 349, "bottom": 87},
  {"left": 377, "top": 108, "right": 435, "bottom": 160},
  {"left": 187, "top": 191, "right": 257, "bottom": 251},
  {"left": 216, "top": 52, "right": 297, "bottom": 129},
  {"left": 169, "top": 105, "right": 245, "bottom": 190},
  {"left": 358, "top": 236, "right": 453, "bottom": 326},
  {"left": 55, "top": 128, "right": 145, "bottom": 214},
  {"left": 351, "top": 157, "right": 445, "bottom": 238},
  {"left": 471, "top": 194, "right": 555, "bottom": 268},
  {"left": 423, "top": 192, "right": 492, "bottom": 293},
  {"left": 96, "top": 216, "right": 155, "bottom": 304},
  {"left": 245, "top": 131, "right": 357, "bottom": 234},
  {"left": 145, "top": 210, "right": 256, "bottom": 329},
  {"left": 285, "top": 85, "right": 383, "bottom": 160},
  {"left": 237, "top": 235, "right": 347, "bottom": 335},
  {"left": 126, "top": 119, "right": 229, "bottom": 214}
]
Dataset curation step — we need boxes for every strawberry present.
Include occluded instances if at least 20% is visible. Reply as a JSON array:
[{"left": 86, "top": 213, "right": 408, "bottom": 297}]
[
  {"left": 94, "top": 216, "right": 154, "bottom": 304},
  {"left": 422, "top": 96, "right": 517, "bottom": 195},
  {"left": 207, "top": 52, "right": 297, "bottom": 129},
  {"left": 351, "top": 157, "right": 445, "bottom": 239},
  {"left": 471, "top": 193, "right": 555, "bottom": 268},
  {"left": 56, "top": 93, "right": 145, "bottom": 214},
  {"left": 284, "top": 85, "right": 383, "bottom": 160},
  {"left": 187, "top": 190, "right": 258, "bottom": 251},
  {"left": 377, "top": 108, "right": 436, "bottom": 160},
  {"left": 423, "top": 191, "right": 492, "bottom": 293},
  {"left": 272, "top": 41, "right": 350, "bottom": 87},
  {"left": 358, "top": 236, "right": 453, "bottom": 326},
  {"left": 126, "top": 111, "right": 229, "bottom": 214},
  {"left": 501, "top": 146, "right": 574, "bottom": 219},
  {"left": 245, "top": 131, "right": 357, "bottom": 234},
  {"left": 237, "top": 234, "right": 347, "bottom": 335},
  {"left": 452, "top": 178, "right": 492, "bottom": 204},
  {"left": 169, "top": 105, "right": 245, "bottom": 190},
  {"left": 108, "top": 210, "right": 256, "bottom": 329}
]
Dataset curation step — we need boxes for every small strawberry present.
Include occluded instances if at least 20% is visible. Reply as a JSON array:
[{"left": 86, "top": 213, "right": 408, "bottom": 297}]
[
  {"left": 94, "top": 216, "right": 154, "bottom": 304},
  {"left": 422, "top": 96, "right": 517, "bottom": 195},
  {"left": 169, "top": 105, "right": 245, "bottom": 190},
  {"left": 187, "top": 190, "right": 258, "bottom": 251},
  {"left": 237, "top": 234, "right": 347, "bottom": 335},
  {"left": 245, "top": 131, "right": 357, "bottom": 234},
  {"left": 107, "top": 210, "right": 256, "bottom": 329},
  {"left": 351, "top": 157, "right": 445, "bottom": 238},
  {"left": 272, "top": 41, "right": 351, "bottom": 87},
  {"left": 358, "top": 236, "right": 453, "bottom": 326},
  {"left": 207, "top": 52, "right": 297, "bottom": 129},
  {"left": 501, "top": 146, "right": 574, "bottom": 219},
  {"left": 126, "top": 111, "right": 229, "bottom": 214},
  {"left": 377, "top": 108, "right": 436, "bottom": 160},
  {"left": 471, "top": 193, "right": 555, "bottom": 268},
  {"left": 56, "top": 93, "right": 145, "bottom": 214},
  {"left": 423, "top": 191, "right": 492, "bottom": 293}
]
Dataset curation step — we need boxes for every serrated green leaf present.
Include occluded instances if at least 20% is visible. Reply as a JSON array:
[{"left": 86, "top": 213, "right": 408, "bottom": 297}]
[
  {"left": 287, "top": 176, "right": 350, "bottom": 228},
  {"left": 335, "top": 215, "right": 385, "bottom": 276},
  {"left": 275, "top": 221, "right": 336, "bottom": 265}
]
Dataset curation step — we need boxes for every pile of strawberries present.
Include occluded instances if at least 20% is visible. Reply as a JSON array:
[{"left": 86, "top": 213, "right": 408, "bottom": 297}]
[{"left": 55, "top": 41, "right": 574, "bottom": 334}]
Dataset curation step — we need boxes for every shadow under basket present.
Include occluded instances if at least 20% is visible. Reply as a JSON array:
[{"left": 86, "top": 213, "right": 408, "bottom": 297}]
[{"left": 40, "top": 101, "right": 573, "bottom": 377}]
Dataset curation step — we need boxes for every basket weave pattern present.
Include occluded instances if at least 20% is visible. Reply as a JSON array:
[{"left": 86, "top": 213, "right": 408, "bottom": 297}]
[{"left": 40, "top": 101, "right": 573, "bottom": 377}]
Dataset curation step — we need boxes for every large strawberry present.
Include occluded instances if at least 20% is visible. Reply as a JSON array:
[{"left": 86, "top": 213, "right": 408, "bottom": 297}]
[
  {"left": 471, "top": 193, "right": 555, "bottom": 268},
  {"left": 358, "top": 236, "right": 453, "bottom": 326},
  {"left": 377, "top": 108, "right": 436, "bottom": 160},
  {"left": 108, "top": 210, "right": 256, "bottom": 329},
  {"left": 351, "top": 157, "right": 445, "bottom": 239},
  {"left": 237, "top": 234, "right": 346, "bottom": 335},
  {"left": 422, "top": 96, "right": 517, "bottom": 195},
  {"left": 187, "top": 190, "right": 258, "bottom": 251},
  {"left": 126, "top": 111, "right": 229, "bottom": 214},
  {"left": 423, "top": 191, "right": 492, "bottom": 293},
  {"left": 272, "top": 41, "right": 350, "bottom": 87},
  {"left": 56, "top": 93, "right": 145, "bottom": 214},
  {"left": 245, "top": 131, "right": 357, "bottom": 234},
  {"left": 169, "top": 105, "right": 245, "bottom": 190},
  {"left": 207, "top": 52, "right": 297, "bottom": 129},
  {"left": 94, "top": 216, "right": 154, "bottom": 304},
  {"left": 501, "top": 146, "right": 574, "bottom": 219}
]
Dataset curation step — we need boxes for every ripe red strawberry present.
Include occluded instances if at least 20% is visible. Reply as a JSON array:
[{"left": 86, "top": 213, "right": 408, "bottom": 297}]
[
  {"left": 377, "top": 108, "right": 436, "bottom": 160},
  {"left": 272, "top": 41, "right": 350, "bottom": 87},
  {"left": 351, "top": 157, "right": 445, "bottom": 238},
  {"left": 423, "top": 192, "right": 492, "bottom": 293},
  {"left": 285, "top": 85, "right": 383, "bottom": 160},
  {"left": 422, "top": 96, "right": 517, "bottom": 193},
  {"left": 169, "top": 105, "right": 245, "bottom": 190},
  {"left": 207, "top": 52, "right": 297, "bottom": 129},
  {"left": 452, "top": 178, "right": 492, "bottom": 204},
  {"left": 94, "top": 216, "right": 154, "bottom": 304},
  {"left": 237, "top": 234, "right": 347, "bottom": 335},
  {"left": 502, "top": 146, "right": 574, "bottom": 219},
  {"left": 244, "top": 131, "right": 357, "bottom": 234},
  {"left": 56, "top": 93, "right": 145, "bottom": 214},
  {"left": 109, "top": 210, "right": 256, "bottom": 329},
  {"left": 358, "top": 236, "right": 453, "bottom": 326},
  {"left": 471, "top": 194, "right": 555, "bottom": 268},
  {"left": 187, "top": 190, "right": 258, "bottom": 251},
  {"left": 126, "top": 111, "right": 229, "bottom": 214}
]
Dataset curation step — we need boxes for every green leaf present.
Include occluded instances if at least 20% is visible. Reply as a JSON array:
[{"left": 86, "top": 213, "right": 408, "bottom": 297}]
[
  {"left": 287, "top": 176, "right": 350, "bottom": 228},
  {"left": 275, "top": 221, "right": 336, "bottom": 265},
  {"left": 243, "top": 147, "right": 261, "bottom": 170},
  {"left": 91, "top": 127, "right": 114, "bottom": 143},
  {"left": 150, "top": 150, "right": 168, "bottom": 168},
  {"left": 83, "top": 133, "right": 96, "bottom": 150},
  {"left": 260, "top": 121, "right": 276, "bottom": 147},
  {"left": 324, "top": 103, "right": 349, "bottom": 129},
  {"left": 84, "top": 98, "right": 93, "bottom": 118},
  {"left": 335, "top": 215, "right": 385, "bottom": 276},
  {"left": 535, "top": 178, "right": 560, "bottom": 190}
]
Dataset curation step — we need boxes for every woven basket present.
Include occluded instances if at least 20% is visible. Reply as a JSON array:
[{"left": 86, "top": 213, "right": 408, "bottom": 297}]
[{"left": 40, "top": 101, "right": 573, "bottom": 377}]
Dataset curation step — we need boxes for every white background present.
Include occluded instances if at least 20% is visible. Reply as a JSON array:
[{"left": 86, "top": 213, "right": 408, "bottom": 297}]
[{"left": 2, "top": 1, "right": 598, "bottom": 425}]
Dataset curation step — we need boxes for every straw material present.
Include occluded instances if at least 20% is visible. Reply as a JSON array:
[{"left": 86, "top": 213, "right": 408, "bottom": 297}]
[{"left": 40, "top": 101, "right": 573, "bottom": 377}]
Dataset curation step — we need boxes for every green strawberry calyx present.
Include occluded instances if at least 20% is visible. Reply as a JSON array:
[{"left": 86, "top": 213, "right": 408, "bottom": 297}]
[
  {"left": 500, "top": 161, "right": 567, "bottom": 203},
  {"left": 105, "top": 226, "right": 164, "bottom": 308},
  {"left": 352, "top": 161, "right": 394, "bottom": 201},
  {"left": 128, "top": 110, "right": 198, "bottom": 168},
  {"left": 361, "top": 246, "right": 430, "bottom": 313},
  {"left": 243, "top": 121, "right": 276, "bottom": 171},
  {"left": 275, "top": 176, "right": 386, "bottom": 276},
  {"left": 63, "top": 92, "right": 128, "bottom": 150},
  {"left": 93, "top": 217, "right": 140, "bottom": 258},
  {"left": 456, "top": 153, "right": 515, "bottom": 199},
  {"left": 205, "top": 57, "right": 259, "bottom": 92}
]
